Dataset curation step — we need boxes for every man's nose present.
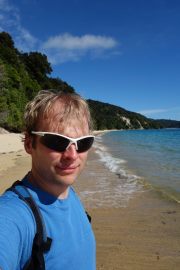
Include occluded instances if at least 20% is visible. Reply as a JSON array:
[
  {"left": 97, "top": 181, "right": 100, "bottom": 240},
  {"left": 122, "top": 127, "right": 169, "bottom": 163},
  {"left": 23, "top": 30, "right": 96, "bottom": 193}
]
[{"left": 63, "top": 144, "right": 78, "bottom": 159}]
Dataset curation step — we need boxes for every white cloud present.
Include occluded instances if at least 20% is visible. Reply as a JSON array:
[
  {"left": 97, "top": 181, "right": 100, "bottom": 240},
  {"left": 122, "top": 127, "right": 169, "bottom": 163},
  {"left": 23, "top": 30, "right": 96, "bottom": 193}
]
[
  {"left": 138, "top": 107, "right": 180, "bottom": 120},
  {"left": 138, "top": 108, "right": 168, "bottom": 116},
  {"left": 0, "top": 0, "right": 14, "bottom": 12},
  {"left": 15, "top": 26, "right": 38, "bottom": 52},
  {"left": 43, "top": 33, "right": 117, "bottom": 50},
  {"left": 0, "top": 1, "right": 119, "bottom": 63},
  {"left": 0, "top": 0, "right": 20, "bottom": 27},
  {"left": 0, "top": 0, "right": 37, "bottom": 51},
  {"left": 42, "top": 33, "right": 119, "bottom": 64}
]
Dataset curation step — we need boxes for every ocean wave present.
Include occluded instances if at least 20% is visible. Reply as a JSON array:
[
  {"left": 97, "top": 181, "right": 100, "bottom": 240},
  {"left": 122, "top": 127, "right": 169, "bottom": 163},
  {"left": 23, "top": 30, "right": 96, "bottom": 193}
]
[
  {"left": 81, "top": 137, "right": 143, "bottom": 208},
  {"left": 94, "top": 138, "right": 139, "bottom": 180}
]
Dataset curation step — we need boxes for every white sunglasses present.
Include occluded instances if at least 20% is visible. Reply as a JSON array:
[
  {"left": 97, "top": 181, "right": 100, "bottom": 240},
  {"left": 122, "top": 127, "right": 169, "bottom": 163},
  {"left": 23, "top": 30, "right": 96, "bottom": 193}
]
[{"left": 31, "top": 131, "right": 95, "bottom": 153}]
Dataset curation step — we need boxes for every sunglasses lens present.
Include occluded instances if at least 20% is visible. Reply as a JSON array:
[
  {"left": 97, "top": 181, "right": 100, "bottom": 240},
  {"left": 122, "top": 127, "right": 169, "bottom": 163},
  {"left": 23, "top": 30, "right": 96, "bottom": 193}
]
[
  {"left": 39, "top": 134, "right": 94, "bottom": 153},
  {"left": 40, "top": 134, "right": 69, "bottom": 152},
  {"left": 77, "top": 137, "right": 94, "bottom": 153}
]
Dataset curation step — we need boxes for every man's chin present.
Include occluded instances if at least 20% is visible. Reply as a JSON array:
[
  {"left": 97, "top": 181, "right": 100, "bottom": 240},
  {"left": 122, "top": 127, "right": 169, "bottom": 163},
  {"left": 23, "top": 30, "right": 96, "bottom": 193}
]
[{"left": 55, "top": 174, "right": 76, "bottom": 187}]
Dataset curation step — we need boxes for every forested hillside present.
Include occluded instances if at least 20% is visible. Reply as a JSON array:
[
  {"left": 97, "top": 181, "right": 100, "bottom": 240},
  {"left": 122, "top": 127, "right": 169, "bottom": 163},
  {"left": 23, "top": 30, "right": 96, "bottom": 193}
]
[
  {"left": 0, "top": 31, "right": 179, "bottom": 132},
  {"left": 87, "top": 100, "right": 161, "bottom": 130},
  {"left": 153, "top": 119, "right": 180, "bottom": 128},
  {"left": 0, "top": 32, "right": 75, "bottom": 131}
]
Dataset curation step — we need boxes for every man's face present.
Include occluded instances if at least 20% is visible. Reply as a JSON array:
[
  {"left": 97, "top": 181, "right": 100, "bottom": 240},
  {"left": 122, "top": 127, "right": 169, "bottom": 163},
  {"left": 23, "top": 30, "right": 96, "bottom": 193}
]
[{"left": 25, "top": 112, "right": 90, "bottom": 197}]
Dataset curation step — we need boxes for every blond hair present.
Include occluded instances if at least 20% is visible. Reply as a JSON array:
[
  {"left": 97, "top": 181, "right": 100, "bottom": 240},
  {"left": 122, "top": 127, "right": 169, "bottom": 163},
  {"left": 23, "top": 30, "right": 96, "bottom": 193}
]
[{"left": 24, "top": 90, "right": 93, "bottom": 134}]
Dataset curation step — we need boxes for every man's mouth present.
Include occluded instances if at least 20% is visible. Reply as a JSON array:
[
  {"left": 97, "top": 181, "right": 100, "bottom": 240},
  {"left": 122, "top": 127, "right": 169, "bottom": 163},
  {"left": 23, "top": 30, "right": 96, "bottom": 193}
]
[{"left": 55, "top": 164, "right": 79, "bottom": 171}]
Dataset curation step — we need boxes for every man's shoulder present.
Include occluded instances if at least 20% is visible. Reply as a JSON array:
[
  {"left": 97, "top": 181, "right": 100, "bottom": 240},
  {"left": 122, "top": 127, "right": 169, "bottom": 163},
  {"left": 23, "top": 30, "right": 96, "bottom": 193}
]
[
  {"left": 0, "top": 189, "right": 24, "bottom": 205},
  {"left": 0, "top": 190, "right": 35, "bottom": 225},
  {"left": 0, "top": 190, "right": 36, "bottom": 269}
]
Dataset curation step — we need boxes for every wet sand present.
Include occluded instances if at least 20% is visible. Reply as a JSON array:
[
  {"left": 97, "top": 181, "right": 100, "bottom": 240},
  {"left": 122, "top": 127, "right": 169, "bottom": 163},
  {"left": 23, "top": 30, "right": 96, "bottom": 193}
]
[
  {"left": 0, "top": 134, "right": 180, "bottom": 269},
  {"left": 76, "top": 150, "right": 180, "bottom": 270}
]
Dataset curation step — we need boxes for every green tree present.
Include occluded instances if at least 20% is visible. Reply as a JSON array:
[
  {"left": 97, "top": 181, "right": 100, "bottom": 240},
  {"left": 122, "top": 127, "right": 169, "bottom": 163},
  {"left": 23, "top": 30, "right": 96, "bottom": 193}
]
[
  {"left": 0, "top": 32, "right": 20, "bottom": 68},
  {"left": 21, "top": 52, "right": 52, "bottom": 83},
  {"left": 43, "top": 78, "right": 75, "bottom": 93},
  {"left": 0, "top": 60, "right": 8, "bottom": 124},
  {"left": 0, "top": 32, "right": 15, "bottom": 49}
]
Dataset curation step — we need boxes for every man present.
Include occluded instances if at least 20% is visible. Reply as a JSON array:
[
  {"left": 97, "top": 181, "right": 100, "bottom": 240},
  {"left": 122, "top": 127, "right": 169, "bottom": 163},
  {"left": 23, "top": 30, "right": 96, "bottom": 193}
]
[{"left": 0, "top": 90, "right": 96, "bottom": 270}]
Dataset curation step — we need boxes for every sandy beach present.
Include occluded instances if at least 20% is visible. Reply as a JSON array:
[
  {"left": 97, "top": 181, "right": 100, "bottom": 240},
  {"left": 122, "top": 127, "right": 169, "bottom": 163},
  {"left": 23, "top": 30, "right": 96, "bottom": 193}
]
[{"left": 0, "top": 132, "right": 180, "bottom": 269}]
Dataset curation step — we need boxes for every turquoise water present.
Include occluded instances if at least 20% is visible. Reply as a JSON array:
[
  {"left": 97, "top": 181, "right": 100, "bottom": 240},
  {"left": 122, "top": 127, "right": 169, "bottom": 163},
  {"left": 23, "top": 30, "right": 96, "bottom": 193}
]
[{"left": 94, "top": 129, "right": 180, "bottom": 203}]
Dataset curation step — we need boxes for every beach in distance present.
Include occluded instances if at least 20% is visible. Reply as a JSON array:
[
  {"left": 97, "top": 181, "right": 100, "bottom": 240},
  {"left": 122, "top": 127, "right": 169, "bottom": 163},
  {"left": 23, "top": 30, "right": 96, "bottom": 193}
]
[{"left": 0, "top": 129, "right": 180, "bottom": 270}]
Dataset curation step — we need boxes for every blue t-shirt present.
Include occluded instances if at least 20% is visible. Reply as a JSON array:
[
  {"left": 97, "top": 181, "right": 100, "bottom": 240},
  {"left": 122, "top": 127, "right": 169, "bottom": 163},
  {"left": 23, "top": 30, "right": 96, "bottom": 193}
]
[{"left": 0, "top": 177, "right": 96, "bottom": 270}]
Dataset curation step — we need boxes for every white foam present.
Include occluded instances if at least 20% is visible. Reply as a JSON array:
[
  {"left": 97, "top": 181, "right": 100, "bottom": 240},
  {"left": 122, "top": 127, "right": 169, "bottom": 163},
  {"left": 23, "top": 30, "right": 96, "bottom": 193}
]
[
  {"left": 94, "top": 139, "right": 133, "bottom": 177},
  {"left": 82, "top": 136, "right": 143, "bottom": 208}
]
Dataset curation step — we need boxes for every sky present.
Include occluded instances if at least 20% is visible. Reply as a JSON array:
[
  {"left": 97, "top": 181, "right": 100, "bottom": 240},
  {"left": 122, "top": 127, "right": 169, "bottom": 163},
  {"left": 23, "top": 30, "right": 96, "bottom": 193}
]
[{"left": 0, "top": 0, "right": 180, "bottom": 120}]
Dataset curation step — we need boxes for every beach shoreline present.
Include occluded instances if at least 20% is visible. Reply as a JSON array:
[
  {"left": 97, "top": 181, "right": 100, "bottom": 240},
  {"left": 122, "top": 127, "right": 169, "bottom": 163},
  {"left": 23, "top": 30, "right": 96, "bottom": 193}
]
[{"left": 0, "top": 132, "right": 180, "bottom": 269}]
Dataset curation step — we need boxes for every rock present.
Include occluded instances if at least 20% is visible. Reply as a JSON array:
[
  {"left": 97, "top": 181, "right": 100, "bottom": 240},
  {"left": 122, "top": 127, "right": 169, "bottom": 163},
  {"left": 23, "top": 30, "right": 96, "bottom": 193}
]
[{"left": 0, "top": 127, "right": 9, "bottom": 134}]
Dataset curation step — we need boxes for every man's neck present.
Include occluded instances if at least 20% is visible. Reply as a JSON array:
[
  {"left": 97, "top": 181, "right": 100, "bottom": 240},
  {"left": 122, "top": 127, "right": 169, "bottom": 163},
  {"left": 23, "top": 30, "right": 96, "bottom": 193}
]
[{"left": 27, "top": 171, "right": 70, "bottom": 199}]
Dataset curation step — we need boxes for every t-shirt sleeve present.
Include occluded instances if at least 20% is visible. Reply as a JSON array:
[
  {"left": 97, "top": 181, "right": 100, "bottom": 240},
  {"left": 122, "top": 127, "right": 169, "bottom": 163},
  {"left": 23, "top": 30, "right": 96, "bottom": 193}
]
[{"left": 0, "top": 217, "right": 23, "bottom": 270}]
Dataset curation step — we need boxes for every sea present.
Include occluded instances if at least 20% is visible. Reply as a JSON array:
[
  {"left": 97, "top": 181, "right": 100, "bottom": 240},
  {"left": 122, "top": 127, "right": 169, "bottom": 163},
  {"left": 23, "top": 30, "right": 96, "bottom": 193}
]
[{"left": 93, "top": 128, "right": 180, "bottom": 206}]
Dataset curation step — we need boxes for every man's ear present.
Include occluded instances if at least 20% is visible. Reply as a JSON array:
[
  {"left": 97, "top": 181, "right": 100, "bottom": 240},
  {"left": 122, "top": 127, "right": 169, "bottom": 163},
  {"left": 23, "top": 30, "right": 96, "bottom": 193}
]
[{"left": 24, "top": 133, "right": 33, "bottom": 154}]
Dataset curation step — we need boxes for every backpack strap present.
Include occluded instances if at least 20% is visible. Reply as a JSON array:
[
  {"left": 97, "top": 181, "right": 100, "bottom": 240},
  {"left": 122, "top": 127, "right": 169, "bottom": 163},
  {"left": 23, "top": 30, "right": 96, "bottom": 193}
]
[
  {"left": 7, "top": 181, "right": 52, "bottom": 270},
  {"left": 85, "top": 211, "right": 91, "bottom": 223}
]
